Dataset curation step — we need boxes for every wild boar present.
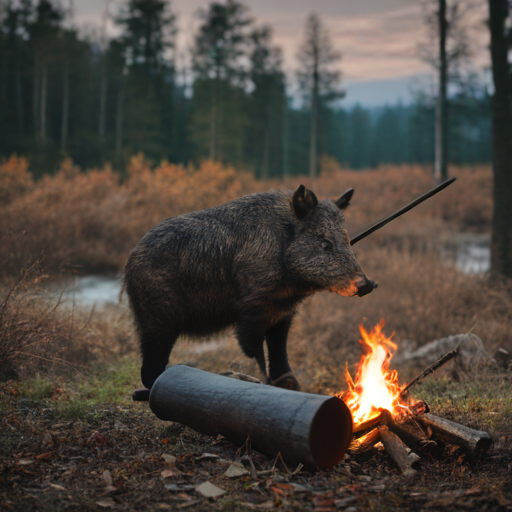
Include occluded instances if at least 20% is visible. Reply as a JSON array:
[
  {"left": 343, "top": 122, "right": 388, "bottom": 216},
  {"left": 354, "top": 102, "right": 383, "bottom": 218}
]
[{"left": 124, "top": 185, "right": 377, "bottom": 393}]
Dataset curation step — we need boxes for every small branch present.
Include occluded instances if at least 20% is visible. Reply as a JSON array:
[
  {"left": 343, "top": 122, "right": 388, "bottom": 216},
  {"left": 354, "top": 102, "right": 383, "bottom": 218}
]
[{"left": 400, "top": 348, "right": 459, "bottom": 399}]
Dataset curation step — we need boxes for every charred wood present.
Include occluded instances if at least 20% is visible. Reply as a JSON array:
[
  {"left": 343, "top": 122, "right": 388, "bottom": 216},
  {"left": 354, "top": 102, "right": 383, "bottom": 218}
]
[{"left": 348, "top": 428, "right": 381, "bottom": 454}]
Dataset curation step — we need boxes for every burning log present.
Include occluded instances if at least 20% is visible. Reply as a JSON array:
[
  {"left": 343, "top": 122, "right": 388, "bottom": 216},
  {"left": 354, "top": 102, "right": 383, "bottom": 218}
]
[
  {"left": 352, "top": 411, "right": 383, "bottom": 434},
  {"left": 149, "top": 365, "right": 353, "bottom": 470},
  {"left": 380, "top": 410, "right": 437, "bottom": 454},
  {"left": 348, "top": 428, "right": 381, "bottom": 454},
  {"left": 378, "top": 425, "right": 421, "bottom": 477},
  {"left": 417, "top": 413, "right": 493, "bottom": 456}
]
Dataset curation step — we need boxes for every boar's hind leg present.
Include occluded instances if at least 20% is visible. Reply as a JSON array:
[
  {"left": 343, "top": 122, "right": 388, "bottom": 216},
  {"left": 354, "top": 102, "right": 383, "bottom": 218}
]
[
  {"left": 139, "top": 329, "right": 179, "bottom": 390},
  {"left": 235, "top": 318, "right": 268, "bottom": 381},
  {"left": 265, "top": 316, "right": 300, "bottom": 391}
]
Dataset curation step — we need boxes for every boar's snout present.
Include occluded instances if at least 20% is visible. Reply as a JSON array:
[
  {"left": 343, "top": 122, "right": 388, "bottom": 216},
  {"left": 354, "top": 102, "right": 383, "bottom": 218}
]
[{"left": 355, "top": 277, "right": 378, "bottom": 297}]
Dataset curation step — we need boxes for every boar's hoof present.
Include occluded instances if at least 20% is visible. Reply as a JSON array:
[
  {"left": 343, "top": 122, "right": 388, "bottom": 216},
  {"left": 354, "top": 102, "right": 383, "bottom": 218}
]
[
  {"left": 271, "top": 372, "right": 300, "bottom": 391},
  {"left": 133, "top": 387, "right": 150, "bottom": 402}
]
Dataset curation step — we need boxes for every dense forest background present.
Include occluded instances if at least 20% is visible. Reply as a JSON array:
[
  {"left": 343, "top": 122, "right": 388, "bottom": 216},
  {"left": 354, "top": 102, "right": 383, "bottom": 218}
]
[{"left": 0, "top": 0, "right": 494, "bottom": 178}]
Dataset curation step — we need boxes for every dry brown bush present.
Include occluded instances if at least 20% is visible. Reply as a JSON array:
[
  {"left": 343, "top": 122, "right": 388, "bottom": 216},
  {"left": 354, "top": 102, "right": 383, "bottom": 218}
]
[
  {"left": 0, "top": 155, "right": 491, "bottom": 276},
  {"left": 0, "top": 259, "right": 136, "bottom": 381}
]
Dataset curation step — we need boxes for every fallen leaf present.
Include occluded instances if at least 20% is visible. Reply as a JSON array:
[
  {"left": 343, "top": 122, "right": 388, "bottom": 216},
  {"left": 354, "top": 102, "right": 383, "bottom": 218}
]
[
  {"left": 177, "top": 501, "right": 201, "bottom": 509},
  {"left": 162, "top": 454, "right": 176, "bottom": 464},
  {"left": 36, "top": 453, "right": 53, "bottom": 461},
  {"left": 165, "top": 483, "right": 195, "bottom": 492},
  {"left": 196, "top": 481, "right": 226, "bottom": 498},
  {"left": 242, "top": 501, "right": 275, "bottom": 509},
  {"left": 17, "top": 459, "right": 34, "bottom": 466},
  {"left": 161, "top": 469, "right": 176, "bottom": 478},
  {"left": 102, "top": 470, "right": 113, "bottom": 486},
  {"left": 197, "top": 453, "right": 220, "bottom": 461},
  {"left": 156, "top": 504, "right": 171, "bottom": 510},
  {"left": 49, "top": 483, "right": 66, "bottom": 491},
  {"left": 224, "top": 462, "right": 249, "bottom": 478},
  {"left": 96, "top": 498, "right": 115, "bottom": 508}
]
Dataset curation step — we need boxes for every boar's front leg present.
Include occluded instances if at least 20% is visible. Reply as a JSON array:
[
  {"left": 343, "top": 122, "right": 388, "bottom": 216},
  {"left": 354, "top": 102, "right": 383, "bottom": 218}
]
[
  {"left": 235, "top": 317, "right": 268, "bottom": 381},
  {"left": 265, "top": 315, "right": 300, "bottom": 391}
]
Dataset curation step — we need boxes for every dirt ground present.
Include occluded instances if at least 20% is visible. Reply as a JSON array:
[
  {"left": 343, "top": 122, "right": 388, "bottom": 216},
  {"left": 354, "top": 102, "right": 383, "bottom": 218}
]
[{"left": 1, "top": 377, "right": 512, "bottom": 512}]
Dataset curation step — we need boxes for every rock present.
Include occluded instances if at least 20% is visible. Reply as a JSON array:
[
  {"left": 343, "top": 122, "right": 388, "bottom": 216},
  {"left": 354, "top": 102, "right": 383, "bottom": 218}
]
[
  {"left": 394, "top": 333, "right": 490, "bottom": 376},
  {"left": 493, "top": 348, "right": 512, "bottom": 371}
]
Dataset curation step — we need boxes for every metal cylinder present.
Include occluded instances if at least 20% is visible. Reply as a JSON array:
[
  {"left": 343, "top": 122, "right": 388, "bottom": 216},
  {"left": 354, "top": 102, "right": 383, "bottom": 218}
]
[{"left": 149, "top": 365, "right": 353, "bottom": 470}]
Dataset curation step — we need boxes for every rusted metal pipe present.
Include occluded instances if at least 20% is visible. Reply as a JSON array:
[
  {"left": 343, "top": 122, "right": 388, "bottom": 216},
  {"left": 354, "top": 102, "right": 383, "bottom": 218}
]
[{"left": 149, "top": 365, "right": 353, "bottom": 470}]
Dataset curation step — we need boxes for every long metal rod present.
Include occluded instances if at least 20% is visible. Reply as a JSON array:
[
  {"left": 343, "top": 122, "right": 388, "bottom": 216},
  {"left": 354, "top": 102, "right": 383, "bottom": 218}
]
[
  {"left": 149, "top": 365, "right": 353, "bottom": 470},
  {"left": 350, "top": 178, "right": 456, "bottom": 246}
]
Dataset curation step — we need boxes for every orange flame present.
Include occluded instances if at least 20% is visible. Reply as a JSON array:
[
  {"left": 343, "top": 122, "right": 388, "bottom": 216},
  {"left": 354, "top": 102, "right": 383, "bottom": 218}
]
[{"left": 342, "top": 320, "right": 407, "bottom": 425}]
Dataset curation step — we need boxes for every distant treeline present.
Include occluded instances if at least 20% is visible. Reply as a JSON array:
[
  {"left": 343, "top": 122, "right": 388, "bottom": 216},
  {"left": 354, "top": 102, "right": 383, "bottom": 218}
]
[{"left": 0, "top": 0, "right": 492, "bottom": 178}]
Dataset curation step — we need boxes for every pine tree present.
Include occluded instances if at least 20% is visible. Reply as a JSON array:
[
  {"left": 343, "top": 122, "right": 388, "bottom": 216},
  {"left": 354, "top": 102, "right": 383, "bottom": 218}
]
[
  {"left": 247, "top": 25, "right": 285, "bottom": 179},
  {"left": 191, "top": 0, "right": 252, "bottom": 162},
  {"left": 296, "top": 13, "right": 343, "bottom": 178}
]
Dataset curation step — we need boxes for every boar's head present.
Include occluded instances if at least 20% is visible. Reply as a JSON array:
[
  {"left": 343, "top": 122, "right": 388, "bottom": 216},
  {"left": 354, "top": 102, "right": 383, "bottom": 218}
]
[{"left": 286, "top": 185, "right": 377, "bottom": 298}]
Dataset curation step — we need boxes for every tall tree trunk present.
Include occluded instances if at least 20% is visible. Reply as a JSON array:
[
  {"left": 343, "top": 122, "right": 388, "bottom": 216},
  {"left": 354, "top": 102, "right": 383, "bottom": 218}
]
[
  {"left": 435, "top": 0, "right": 448, "bottom": 183},
  {"left": 33, "top": 53, "right": 39, "bottom": 138},
  {"left": 488, "top": 0, "right": 512, "bottom": 278},
  {"left": 210, "top": 67, "right": 219, "bottom": 161},
  {"left": 61, "top": 63, "right": 69, "bottom": 151},
  {"left": 99, "top": 58, "right": 107, "bottom": 141},
  {"left": 116, "top": 81, "right": 124, "bottom": 155},
  {"left": 40, "top": 62, "right": 47, "bottom": 146},
  {"left": 16, "top": 68, "right": 24, "bottom": 135},
  {"left": 262, "top": 121, "right": 270, "bottom": 181},
  {"left": 282, "top": 97, "right": 289, "bottom": 177},
  {"left": 309, "top": 46, "right": 319, "bottom": 179}
]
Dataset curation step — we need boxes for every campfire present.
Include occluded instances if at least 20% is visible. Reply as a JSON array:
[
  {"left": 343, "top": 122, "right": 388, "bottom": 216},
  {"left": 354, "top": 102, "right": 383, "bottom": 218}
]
[{"left": 339, "top": 321, "right": 493, "bottom": 476}]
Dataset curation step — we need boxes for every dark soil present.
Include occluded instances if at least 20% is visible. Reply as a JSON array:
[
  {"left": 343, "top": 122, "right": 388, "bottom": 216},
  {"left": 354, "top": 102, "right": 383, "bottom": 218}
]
[{"left": 1, "top": 401, "right": 511, "bottom": 512}]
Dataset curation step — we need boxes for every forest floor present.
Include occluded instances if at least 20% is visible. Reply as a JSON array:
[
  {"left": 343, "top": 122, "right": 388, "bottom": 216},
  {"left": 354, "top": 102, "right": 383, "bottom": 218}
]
[
  {"left": 1, "top": 163, "right": 511, "bottom": 510},
  {"left": 1, "top": 355, "right": 511, "bottom": 512}
]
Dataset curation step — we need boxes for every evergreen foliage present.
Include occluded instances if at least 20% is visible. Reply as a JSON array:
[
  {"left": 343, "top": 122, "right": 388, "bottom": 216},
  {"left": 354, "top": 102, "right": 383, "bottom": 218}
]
[{"left": 0, "top": 0, "right": 493, "bottom": 177}]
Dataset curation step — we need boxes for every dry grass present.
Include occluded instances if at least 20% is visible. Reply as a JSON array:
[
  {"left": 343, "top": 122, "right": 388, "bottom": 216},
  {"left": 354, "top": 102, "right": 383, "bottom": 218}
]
[
  {"left": 0, "top": 259, "right": 136, "bottom": 382},
  {"left": 0, "top": 154, "right": 505, "bottom": 389}
]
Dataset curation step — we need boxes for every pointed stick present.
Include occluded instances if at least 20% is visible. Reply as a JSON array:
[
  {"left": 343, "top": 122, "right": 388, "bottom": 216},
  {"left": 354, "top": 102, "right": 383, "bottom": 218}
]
[
  {"left": 350, "top": 178, "right": 456, "bottom": 245},
  {"left": 399, "top": 347, "right": 459, "bottom": 399}
]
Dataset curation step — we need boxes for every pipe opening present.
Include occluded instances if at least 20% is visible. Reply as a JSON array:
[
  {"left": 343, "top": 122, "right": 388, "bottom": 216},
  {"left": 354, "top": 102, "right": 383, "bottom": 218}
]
[{"left": 309, "top": 397, "right": 353, "bottom": 469}]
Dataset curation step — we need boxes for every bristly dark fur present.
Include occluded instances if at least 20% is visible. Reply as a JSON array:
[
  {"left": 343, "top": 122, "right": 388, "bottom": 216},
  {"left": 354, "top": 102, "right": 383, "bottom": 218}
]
[{"left": 124, "top": 187, "right": 375, "bottom": 390}]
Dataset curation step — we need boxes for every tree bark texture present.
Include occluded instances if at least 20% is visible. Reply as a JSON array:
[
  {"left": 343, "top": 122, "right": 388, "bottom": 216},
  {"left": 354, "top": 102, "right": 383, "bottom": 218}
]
[
  {"left": 435, "top": 0, "right": 449, "bottom": 183},
  {"left": 489, "top": 0, "right": 512, "bottom": 278},
  {"left": 61, "top": 63, "right": 69, "bottom": 151},
  {"left": 309, "top": 47, "right": 319, "bottom": 179},
  {"left": 116, "top": 82, "right": 124, "bottom": 155},
  {"left": 40, "top": 62, "right": 47, "bottom": 145},
  {"left": 150, "top": 365, "right": 353, "bottom": 470},
  {"left": 99, "top": 61, "right": 107, "bottom": 141}
]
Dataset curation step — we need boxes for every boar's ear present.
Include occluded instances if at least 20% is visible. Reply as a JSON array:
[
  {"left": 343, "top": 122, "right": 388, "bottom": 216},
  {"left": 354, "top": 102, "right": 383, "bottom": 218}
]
[
  {"left": 334, "top": 188, "right": 354, "bottom": 210},
  {"left": 292, "top": 184, "right": 318, "bottom": 219}
]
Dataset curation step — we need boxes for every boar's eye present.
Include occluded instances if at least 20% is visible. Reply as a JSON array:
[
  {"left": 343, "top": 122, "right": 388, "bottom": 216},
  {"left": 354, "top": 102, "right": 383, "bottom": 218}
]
[{"left": 322, "top": 239, "right": 333, "bottom": 251}]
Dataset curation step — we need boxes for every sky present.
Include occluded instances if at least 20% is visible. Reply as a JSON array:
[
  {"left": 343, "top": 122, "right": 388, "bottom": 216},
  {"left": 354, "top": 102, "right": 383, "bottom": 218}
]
[{"left": 73, "top": 0, "right": 490, "bottom": 107}]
